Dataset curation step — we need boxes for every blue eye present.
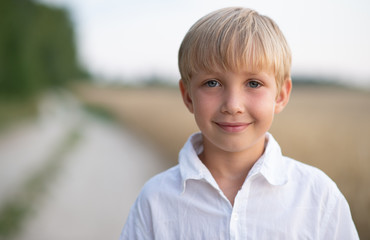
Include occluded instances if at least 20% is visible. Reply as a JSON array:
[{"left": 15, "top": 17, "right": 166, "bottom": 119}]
[
  {"left": 206, "top": 80, "right": 220, "bottom": 87},
  {"left": 248, "top": 81, "right": 261, "bottom": 88}
]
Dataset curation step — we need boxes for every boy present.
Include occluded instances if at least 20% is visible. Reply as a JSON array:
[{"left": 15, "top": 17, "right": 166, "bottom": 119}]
[{"left": 120, "top": 7, "right": 358, "bottom": 239}]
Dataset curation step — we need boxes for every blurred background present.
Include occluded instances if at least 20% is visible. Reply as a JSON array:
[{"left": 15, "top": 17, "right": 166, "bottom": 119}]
[{"left": 0, "top": 0, "right": 369, "bottom": 239}]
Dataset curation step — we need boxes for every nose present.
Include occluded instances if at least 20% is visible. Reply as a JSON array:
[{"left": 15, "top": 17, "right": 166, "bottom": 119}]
[{"left": 220, "top": 88, "right": 245, "bottom": 115}]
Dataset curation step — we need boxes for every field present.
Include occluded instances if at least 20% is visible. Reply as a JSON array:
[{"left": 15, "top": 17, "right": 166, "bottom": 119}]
[{"left": 73, "top": 83, "right": 370, "bottom": 239}]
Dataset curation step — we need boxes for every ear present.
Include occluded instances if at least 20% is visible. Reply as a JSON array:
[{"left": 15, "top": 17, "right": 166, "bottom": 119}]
[
  {"left": 274, "top": 77, "right": 292, "bottom": 114},
  {"left": 179, "top": 79, "right": 194, "bottom": 113}
]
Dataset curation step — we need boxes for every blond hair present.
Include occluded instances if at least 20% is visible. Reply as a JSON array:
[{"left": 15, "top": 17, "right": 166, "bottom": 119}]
[{"left": 178, "top": 7, "right": 291, "bottom": 91}]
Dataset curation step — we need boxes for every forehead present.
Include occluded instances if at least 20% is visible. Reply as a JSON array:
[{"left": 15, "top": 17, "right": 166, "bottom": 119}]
[
  {"left": 190, "top": 58, "right": 275, "bottom": 80},
  {"left": 191, "top": 67, "right": 275, "bottom": 81}
]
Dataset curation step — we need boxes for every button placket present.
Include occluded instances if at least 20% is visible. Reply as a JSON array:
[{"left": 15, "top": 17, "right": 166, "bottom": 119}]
[
  {"left": 233, "top": 179, "right": 253, "bottom": 239},
  {"left": 229, "top": 189, "right": 244, "bottom": 240}
]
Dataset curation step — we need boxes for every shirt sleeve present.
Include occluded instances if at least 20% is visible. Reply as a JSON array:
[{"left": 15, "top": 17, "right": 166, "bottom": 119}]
[
  {"left": 321, "top": 191, "right": 359, "bottom": 240},
  {"left": 119, "top": 194, "right": 153, "bottom": 240}
]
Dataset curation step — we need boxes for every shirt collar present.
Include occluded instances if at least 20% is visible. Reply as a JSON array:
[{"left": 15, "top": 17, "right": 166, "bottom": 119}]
[
  {"left": 179, "top": 133, "right": 221, "bottom": 193},
  {"left": 249, "top": 133, "right": 288, "bottom": 186},
  {"left": 178, "top": 132, "right": 288, "bottom": 193}
]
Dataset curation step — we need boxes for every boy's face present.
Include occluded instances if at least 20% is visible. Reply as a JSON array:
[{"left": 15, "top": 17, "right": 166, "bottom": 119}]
[{"left": 180, "top": 69, "right": 291, "bottom": 155}]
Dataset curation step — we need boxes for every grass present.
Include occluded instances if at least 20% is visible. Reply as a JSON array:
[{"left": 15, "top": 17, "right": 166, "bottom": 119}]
[
  {"left": 0, "top": 128, "right": 81, "bottom": 239},
  {"left": 73, "top": 83, "right": 370, "bottom": 239},
  {"left": 83, "top": 104, "right": 116, "bottom": 122},
  {"left": 0, "top": 97, "right": 39, "bottom": 132}
]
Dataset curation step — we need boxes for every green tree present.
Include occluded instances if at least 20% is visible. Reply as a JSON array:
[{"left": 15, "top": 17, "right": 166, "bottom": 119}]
[{"left": 0, "top": 0, "right": 88, "bottom": 99}]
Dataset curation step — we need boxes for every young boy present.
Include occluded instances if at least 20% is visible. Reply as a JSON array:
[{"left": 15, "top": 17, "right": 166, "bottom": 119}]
[{"left": 120, "top": 7, "right": 358, "bottom": 239}]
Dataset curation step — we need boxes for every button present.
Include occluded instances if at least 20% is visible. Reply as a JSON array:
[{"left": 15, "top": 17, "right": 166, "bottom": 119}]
[{"left": 232, "top": 213, "right": 238, "bottom": 220}]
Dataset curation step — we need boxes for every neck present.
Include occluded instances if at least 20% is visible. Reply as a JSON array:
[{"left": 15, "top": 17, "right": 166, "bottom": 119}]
[
  {"left": 199, "top": 137, "right": 266, "bottom": 178},
  {"left": 198, "top": 136, "right": 266, "bottom": 206}
]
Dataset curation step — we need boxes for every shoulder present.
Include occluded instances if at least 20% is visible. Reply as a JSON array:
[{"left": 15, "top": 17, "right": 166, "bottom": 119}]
[
  {"left": 279, "top": 157, "right": 350, "bottom": 224},
  {"left": 282, "top": 156, "right": 343, "bottom": 202},
  {"left": 284, "top": 157, "right": 337, "bottom": 187},
  {"left": 282, "top": 157, "right": 359, "bottom": 238},
  {"left": 137, "top": 165, "right": 182, "bottom": 203},
  {"left": 121, "top": 165, "right": 182, "bottom": 238},
  {"left": 265, "top": 134, "right": 342, "bottom": 199}
]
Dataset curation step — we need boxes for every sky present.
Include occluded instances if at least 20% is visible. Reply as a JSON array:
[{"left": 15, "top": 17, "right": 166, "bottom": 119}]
[{"left": 38, "top": 0, "right": 370, "bottom": 88}]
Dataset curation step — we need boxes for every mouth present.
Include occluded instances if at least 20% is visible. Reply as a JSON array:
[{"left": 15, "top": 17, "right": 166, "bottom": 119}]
[{"left": 214, "top": 122, "right": 251, "bottom": 133}]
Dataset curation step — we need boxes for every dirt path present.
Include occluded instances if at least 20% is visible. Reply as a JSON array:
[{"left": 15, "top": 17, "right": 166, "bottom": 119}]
[
  {"left": 0, "top": 90, "right": 168, "bottom": 239},
  {"left": 0, "top": 92, "right": 81, "bottom": 206},
  {"left": 16, "top": 116, "right": 165, "bottom": 240}
]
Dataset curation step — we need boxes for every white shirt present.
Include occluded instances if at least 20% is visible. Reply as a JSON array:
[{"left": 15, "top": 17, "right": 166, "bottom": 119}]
[{"left": 120, "top": 132, "right": 359, "bottom": 240}]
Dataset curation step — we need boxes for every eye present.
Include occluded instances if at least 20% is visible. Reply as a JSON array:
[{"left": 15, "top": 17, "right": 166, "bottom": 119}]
[
  {"left": 205, "top": 79, "right": 220, "bottom": 88},
  {"left": 247, "top": 80, "right": 261, "bottom": 88}
]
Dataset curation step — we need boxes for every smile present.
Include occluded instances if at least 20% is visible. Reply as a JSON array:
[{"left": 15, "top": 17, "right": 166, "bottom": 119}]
[{"left": 214, "top": 122, "right": 251, "bottom": 133}]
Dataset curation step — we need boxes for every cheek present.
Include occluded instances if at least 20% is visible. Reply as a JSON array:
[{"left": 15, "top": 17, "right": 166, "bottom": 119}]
[
  {"left": 247, "top": 92, "right": 276, "bottom": 118},
  {"left": 193, "top": 91, "right": 218, "bottom": 113}
]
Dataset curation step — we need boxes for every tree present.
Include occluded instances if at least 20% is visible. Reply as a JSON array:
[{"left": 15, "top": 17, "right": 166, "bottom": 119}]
[{"left": 0, "top": 0, "right": 88, "bottom": 98}]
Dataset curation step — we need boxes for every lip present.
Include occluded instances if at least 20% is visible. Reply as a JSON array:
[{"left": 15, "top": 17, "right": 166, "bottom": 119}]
[{"left": 214, "top": 122, "right": 251, "bottom": 133}]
